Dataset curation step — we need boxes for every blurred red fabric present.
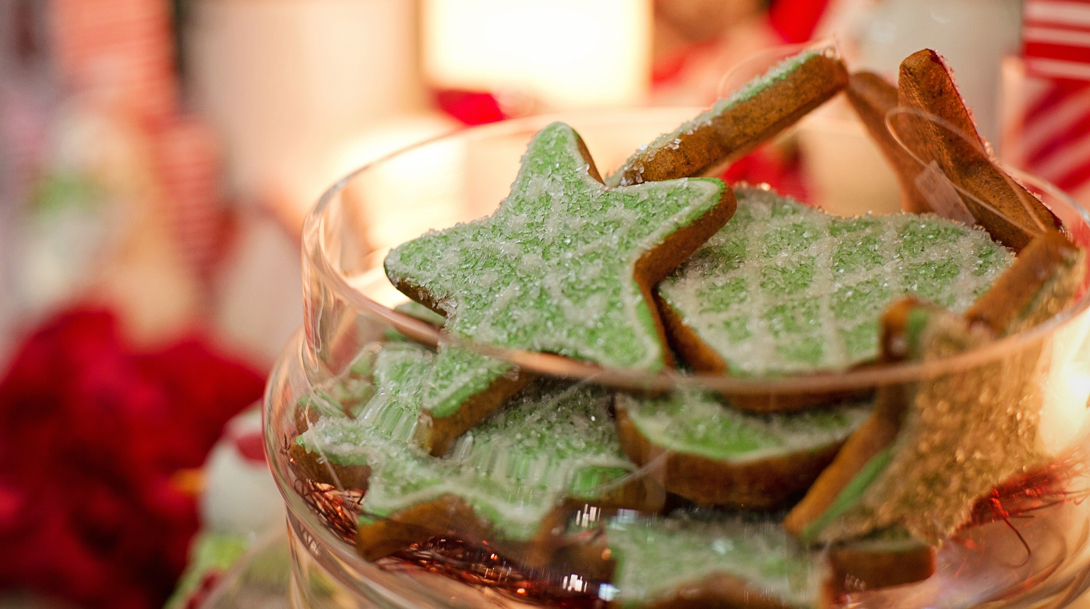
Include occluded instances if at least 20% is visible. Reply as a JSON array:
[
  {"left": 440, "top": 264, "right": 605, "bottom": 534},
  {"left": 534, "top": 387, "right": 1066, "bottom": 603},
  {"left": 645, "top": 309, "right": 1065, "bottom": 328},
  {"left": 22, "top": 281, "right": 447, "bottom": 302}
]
[
  {"left": 0, "top": 309, "right": 265, "bottom": 609},
  {"left": 768, "top": 0, "right": 831, "bottom": 44}
]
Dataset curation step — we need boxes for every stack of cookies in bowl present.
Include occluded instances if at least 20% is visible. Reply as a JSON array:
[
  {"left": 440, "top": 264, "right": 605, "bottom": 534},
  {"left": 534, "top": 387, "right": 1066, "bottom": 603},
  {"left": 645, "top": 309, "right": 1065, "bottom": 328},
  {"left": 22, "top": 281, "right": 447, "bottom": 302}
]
[{"left": 285, "top": 45, "right": 1089, "bottom": 608}]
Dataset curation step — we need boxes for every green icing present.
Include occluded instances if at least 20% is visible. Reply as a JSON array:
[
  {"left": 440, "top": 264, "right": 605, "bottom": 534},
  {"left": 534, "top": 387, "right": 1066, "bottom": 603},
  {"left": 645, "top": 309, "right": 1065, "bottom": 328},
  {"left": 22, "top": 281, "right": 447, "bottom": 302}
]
[
  {"left": 799, "top": 447, "right": 893, "bottom": 544},
  {"left": 297, "top": 390, "right": 350, "bottom": 422},
  {"left": 349, "top": 348, "right": 379, "bottom": 378},
  {"left": 840, "top": 321, "right": 878, "bottom": 360},
  {"left": 764, "top": 299, "right": 820, "bottom": 338},
  {"left": 834, "top": 232, "right": 884, "bottom": 273},
  {"left": 763, "top": 222, "right": 819, "bottom": 255},
  {"left": 297, "top": 343, "right": 637, "bottom": 540},
  {"left": 394, "top": 301, "right": 446, "bottom": 326},
  {"left": 425, "top": 345, "right": 513, "bottom": 419},
  {"left": 777, "top": 336, "right": 824, "bottom": 366},
  {"left": 606, "top": 511, "right": 821, "bottom": 608},
  {"left": 657, "top": 187, "right": 1015, "bottom": 376},
  {"left": 697, "top": 277, "right": 748, "bottom": 312},
  {"left": 831, "top": 279, "right": 892, "bottom": 320},
  {"left": 618, "top": 392, "right": 870, "bottom": 462},
  {"left": 721, "top": 315, "right": 752, "bottom": 342},
  {"left": 905, "top": 306, "right": 936, "bottom": 357},
  {"left": 296, "top": 342, "right": 433, "bottom": 467},
  {"left": 905, "top": 259, "right": 961, "bottom": 307},
  {"left": 385, "top": 301, "right": 447, "bottom": 343},
  {"left": 897, "top": 220, "right": 964, "bottom": 258},
  {"left": 760, "top": 258, "right": 816, "bottom": 295},
  {"left": 297, "top": 346, "right": 383, "bottom": 421},
  {"left": 972, "top": 240, "right": 1004, "bottom": 277},
  {"left": 386, "top": 122, "right": 726, "bottom": 420}
]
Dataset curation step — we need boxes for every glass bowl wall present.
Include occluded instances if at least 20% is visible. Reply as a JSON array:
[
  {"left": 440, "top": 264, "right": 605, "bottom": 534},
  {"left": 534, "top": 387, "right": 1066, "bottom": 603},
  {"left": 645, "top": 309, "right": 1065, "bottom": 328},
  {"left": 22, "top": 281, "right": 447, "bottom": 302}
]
[{"left": 265, "top": 108, "right": 1090, "bottom": 608}]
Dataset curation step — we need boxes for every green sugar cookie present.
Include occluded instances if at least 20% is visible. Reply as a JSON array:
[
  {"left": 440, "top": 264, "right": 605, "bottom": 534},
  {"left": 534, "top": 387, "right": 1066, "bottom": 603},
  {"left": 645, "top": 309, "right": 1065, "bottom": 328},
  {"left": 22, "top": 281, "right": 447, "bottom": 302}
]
[
  {"left": 657, "top": 187, "right": 1014, "bottom": 378},
  {"left": 787, "top": 303, "right": 1039, "bottom": 544},
  {"left": 385, "top": 121, "right": 735, "bottom": 455},
  {"left": 615, "top": 391, "right": 871, "bottom": 508},
  {"left": 605, "top": 510, "right": 823, "bottom": 609},
  {"left": 787, "top": 232, "right": 1086, "bottom": 545},
  {"left": 294, "top": 342, "right": 645, "bottom": 558},
  {"left": 607, "top": 47, "right": 847, "bottom": 187},
  {"left": 293, "top": 345, "right": 381, "bottom": 433}
]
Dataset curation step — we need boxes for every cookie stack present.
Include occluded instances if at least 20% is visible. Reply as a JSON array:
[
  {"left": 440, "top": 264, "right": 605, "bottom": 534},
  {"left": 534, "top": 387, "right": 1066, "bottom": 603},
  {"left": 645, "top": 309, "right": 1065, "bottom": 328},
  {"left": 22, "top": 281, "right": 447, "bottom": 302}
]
[{"left": 290, "top": 47, "right": 1086, "bottom": 608}]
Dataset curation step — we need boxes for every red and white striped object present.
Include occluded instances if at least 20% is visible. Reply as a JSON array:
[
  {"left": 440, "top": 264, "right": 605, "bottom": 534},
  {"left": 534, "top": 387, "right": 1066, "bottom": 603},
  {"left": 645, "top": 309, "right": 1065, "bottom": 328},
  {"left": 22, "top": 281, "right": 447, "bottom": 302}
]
[
  {"left": 1004, "top": 69, "right": 1090, "bottom": 197},
  {"left": 1023, "top": 0, "right": 1090, "bottom": 81},
  {"left": 153, "top": 118, "right": 227, "bottom": 282},
  {"left": 51, "top": 0, "right": 177, "bottom": 122},
  {"left": 1002, "top": 1, "right": 1090, "bottom": 201}
]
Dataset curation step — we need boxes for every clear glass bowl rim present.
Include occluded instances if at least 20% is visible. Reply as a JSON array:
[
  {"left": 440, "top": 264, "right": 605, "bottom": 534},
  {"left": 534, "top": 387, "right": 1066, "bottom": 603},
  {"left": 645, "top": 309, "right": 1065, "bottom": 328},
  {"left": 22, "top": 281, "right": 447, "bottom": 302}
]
[{"left": 300, "top": 107, "right": 1090, "bottom": 395}]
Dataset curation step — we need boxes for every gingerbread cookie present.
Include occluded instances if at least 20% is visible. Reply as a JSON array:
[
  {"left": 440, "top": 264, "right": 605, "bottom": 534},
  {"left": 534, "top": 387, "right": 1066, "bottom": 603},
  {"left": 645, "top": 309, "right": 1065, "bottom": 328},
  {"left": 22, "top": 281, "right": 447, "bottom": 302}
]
[
  {"left": 607, "top": 46, "right": 847, "bottom": 186},
  {"left": 897, "top": 49, "right": 1059, "bottom": 251},
  {"left": 385, "top": 122, "right": 735, "bottom": 455},
  {"left": 605, "top": 510, "right": 822, "bottom": 609},
  {"left": 614, "top": 391, "right": 870, "bottom": 508},
  {"left": 656, "top": 187, "right": 1013, "bottom": 384},
  {"left": 293, "top": 341, "right": 657, "bottom": 561},
  {"left": 966, "top": 229, "right": 1085, "bottom": 334},
  {"left": 786, "top": 231, "right": 1086, "bottom": 544},
  {"left": 292, "top": 345, "right": 381, "bottom": 433},
  {"left": 785, "top": 302, "right": 1028, "bottom": 543},
  {"left": 825, "top": 529, "right": 935, "bottom": 596}
]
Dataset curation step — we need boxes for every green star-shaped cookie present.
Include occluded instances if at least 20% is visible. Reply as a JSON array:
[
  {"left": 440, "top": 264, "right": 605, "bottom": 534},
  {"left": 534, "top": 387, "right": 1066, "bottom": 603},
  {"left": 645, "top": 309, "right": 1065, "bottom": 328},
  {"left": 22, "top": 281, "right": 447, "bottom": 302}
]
[
  {"left": 294, "top": 342, "right": 641, "bottom": 557},
  {"left": 385, "top": 122, "right": 734, "bottom": 455}
]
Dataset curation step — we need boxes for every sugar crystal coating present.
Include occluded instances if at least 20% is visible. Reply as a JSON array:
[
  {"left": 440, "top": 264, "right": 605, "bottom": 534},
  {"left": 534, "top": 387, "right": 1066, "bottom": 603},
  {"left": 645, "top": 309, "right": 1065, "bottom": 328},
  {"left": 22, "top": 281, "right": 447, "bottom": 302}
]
[
  {"left": 385, "top": 122, "right": 728, "bottom": 417},
  {"left": 606, "top": 510, "right": 821, "bottom": 608},
  {"left": 618, "top": 391, "right": 871, "bottom": 462},
  {"left": 296, "top": 342, "right": 636, "bottom": 540},
  {"left": 814, "top": 306, "right": 1049, "bottom": 543},
  {"left": 658, "top": 187, "right": 1014, "bottom": 376}
]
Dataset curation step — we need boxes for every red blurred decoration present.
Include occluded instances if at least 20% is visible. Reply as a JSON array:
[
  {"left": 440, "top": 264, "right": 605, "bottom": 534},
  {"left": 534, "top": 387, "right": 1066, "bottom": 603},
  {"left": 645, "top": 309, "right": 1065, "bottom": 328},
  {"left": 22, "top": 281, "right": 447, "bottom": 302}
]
[
  {"left": 768, "top": 0, "right": 831, "bottom": 44},
  {"left": 719, "top": 144, "right": 811, "bottom": 203},
  {"left": 51, "top": 0, "right": 179, "bottom": 124},
  {"left": 1022, "top": 0, "right": 1090, "bottom": 82},
  {"left": 182, "top": 571, "right": 223, "bottom": 609},
  {"left": 231, "top": 430, "right": 267, "bottom": 466},
  {"left": 965, "top": 448, "right": 1090, "bottom": 532},
  {"left": 0, "top": 309, "right": 265, "bottom": 609},
  {"left": 434, "top": 89, "right": 508, "bottom": 126}
]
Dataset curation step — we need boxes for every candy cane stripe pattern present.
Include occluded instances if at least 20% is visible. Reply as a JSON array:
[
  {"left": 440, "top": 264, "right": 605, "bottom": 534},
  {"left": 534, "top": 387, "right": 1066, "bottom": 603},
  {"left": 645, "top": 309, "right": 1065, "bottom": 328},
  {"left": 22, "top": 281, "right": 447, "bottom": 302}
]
[{"left": 1016, "top": 0, "right": 1090, "bottom": 197}]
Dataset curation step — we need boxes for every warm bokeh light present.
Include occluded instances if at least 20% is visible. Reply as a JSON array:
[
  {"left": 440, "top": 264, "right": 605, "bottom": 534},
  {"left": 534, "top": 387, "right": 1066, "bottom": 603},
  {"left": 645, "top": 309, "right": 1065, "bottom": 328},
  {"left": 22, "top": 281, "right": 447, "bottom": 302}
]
[{"left": 422, "top": 0, "right": 652, "bottom": 109}]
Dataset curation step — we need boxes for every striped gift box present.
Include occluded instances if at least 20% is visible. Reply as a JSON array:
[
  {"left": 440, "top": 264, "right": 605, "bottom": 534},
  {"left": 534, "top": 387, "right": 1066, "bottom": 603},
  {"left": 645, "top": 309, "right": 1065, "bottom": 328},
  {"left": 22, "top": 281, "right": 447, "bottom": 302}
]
[
  {"left": 1024, "top": 0, "right": 1090, "bottom": 80},
  {"left": 1005, "top": 0, "right": 1090, "bottom": 200}
]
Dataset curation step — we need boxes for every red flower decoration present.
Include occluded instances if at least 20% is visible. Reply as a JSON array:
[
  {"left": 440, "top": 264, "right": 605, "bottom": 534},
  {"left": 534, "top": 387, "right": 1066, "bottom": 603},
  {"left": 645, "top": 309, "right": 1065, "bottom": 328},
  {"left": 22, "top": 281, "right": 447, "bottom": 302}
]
[{"left": 0, "top": 309, "right": 265, "bottom": 609}]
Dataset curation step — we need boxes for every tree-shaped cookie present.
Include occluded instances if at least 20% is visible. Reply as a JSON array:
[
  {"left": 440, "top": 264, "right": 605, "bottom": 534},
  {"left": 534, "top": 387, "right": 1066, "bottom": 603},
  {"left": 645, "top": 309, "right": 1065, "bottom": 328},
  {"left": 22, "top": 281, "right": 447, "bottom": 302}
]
[
  {"left": 656, "top": 187, "right": 1014, "bottom": 385},
  {"left": 385, "top": 122, "right": 735, "bottom": 455}
]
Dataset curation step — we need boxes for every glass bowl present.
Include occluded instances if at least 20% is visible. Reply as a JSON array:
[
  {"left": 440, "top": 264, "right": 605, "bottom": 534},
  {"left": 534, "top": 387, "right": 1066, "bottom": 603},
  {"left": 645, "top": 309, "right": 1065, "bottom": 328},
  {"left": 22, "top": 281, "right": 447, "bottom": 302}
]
[{"left": 264, "top": 107, "right": 1090, "bottom": 608}]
